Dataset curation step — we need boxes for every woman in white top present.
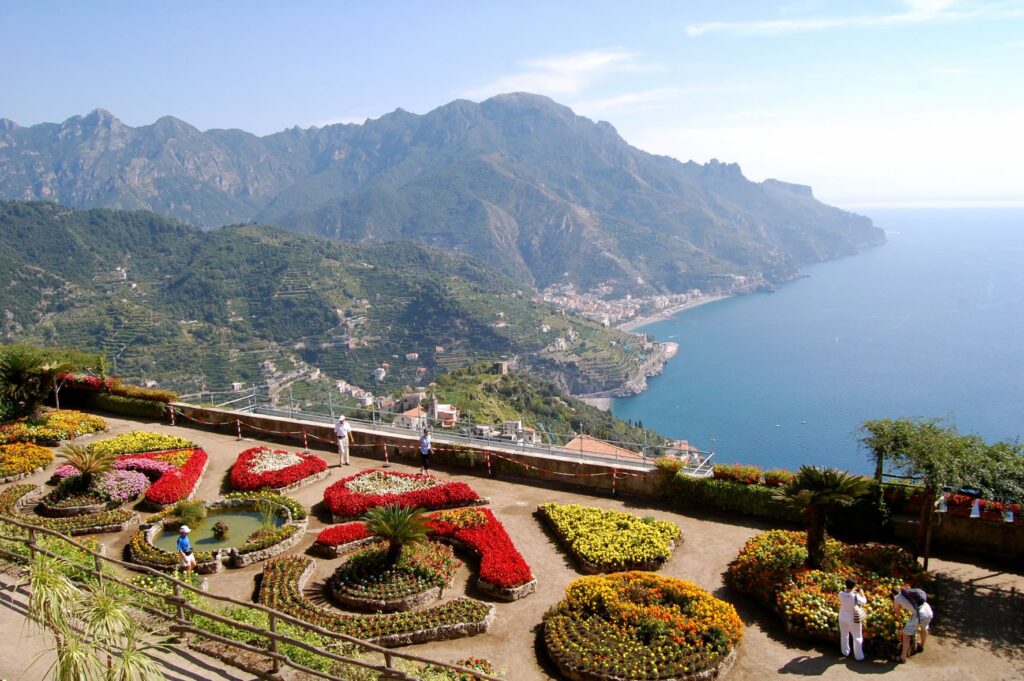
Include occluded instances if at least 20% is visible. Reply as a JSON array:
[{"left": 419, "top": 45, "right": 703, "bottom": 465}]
[
  {"left": 838, "top": 578, "right": 867, "bottom": 661},
  {"left": 892, "top": 588, "right": 933, "bottom": 663}
]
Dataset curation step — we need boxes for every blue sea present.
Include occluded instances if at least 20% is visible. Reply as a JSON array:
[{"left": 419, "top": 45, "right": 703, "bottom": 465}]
[{"left": 612, "top": 208, "right": 1024, "bottom": 475}]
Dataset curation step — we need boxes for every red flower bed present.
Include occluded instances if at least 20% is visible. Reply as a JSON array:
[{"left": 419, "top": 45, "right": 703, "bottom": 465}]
[
  {"left": 59, "top": 373, "right": 177, "bottom": 402},
  {"left": 230, "top": 446, "right": 328, "bottom": 490},
  {"left": 315, "top": 522, "right": 371, "bottom": 546},
  {"left": 315, "top": 507, "right": 533, "bottom": 590},
  {"left": 322, "top": 469, "right": 481, "bottom": 519},
  {"left": 116, "top": 448, "right": 208, "bottom": 506}
]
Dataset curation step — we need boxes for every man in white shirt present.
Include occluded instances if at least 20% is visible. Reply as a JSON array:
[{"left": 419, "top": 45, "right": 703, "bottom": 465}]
[{"left": 335, "top": 415, "right": 352, "bottom": 466}]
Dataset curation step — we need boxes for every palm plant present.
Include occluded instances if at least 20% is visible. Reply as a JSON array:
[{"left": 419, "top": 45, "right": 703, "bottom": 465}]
[
  {"left": 775, "top": 466, "right": 871, "bottom": 569},
  {"left": 59, "top": 443, "right": 117, "bottom": 490},
  {"left": 362, "top": 504, "right": 431, "bottom": 565},
  {"left": 0, "top": 345, "right": 48, "bottom": 418}
]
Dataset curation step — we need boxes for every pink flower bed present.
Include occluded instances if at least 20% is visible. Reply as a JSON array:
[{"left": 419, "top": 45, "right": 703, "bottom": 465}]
[
  {"left": 112, "top": 449, "right": 208, "bottom": 507},
  {"left": 314, "top": 508, "right": 532, "bottom": 590},
  {"left": 230, "top": 446, "right": 327, "bottom": 491},
  {"left": 323, "top": 469, "right": 481, "bottom": 519}
]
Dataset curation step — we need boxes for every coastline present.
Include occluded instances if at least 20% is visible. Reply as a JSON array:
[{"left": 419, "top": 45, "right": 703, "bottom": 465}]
[{"left": 616, "top": 294, "right": 732, "bottom": 333}]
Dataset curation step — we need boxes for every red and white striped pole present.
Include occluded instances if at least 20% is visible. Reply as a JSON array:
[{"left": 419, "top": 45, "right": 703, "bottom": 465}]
[
  {"left": 486, "top": 450, "right": 493, "bottom": 477},
  {"left": 612, "top": 469, "right": 618, "bottom": 497},
  {"left": 168, "top": 404, "right": 176, "bottom": 426},
  {"left": 302, "top": 429, "right": 309, "bottom": 453},
  {"left": 382, "top": 443, "right": 391, "bottom": 468},
  {"left": 236, "top": 419, "right": 243, "bottom": 440}
]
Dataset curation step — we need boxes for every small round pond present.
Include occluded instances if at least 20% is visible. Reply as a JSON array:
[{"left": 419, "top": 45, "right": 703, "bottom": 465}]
[{"left": 152, "top": 511, "right": 285, "bottom": 552}]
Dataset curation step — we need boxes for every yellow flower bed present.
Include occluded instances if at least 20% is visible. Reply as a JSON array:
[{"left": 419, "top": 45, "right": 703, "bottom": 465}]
[
  {"left": 88, "top": 431, "right": 195, "bottom": 457},
  {"left": 0, "top": 442, "right": 53, "bottom": 477},
  {"left": 538, "top": 502, "right": 681, "bottom": 571},
  {"left": 544, "top": 572, "right": 742, "bottom": 680},
  {"left": 0, "top": 409, "right": 107, "bottom": 445}
]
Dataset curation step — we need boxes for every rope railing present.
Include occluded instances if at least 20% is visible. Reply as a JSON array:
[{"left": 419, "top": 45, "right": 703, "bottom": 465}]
[{"left": 0, "top": 515, "right": 502, "bottom": 681}]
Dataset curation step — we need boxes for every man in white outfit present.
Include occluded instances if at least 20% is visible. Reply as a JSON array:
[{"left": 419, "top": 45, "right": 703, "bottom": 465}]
[
  {"left": 838, "top": 578, "right": 867, "bottom": 661},
  {"left": 335, "top": 415, "right": 352, "bottom": 466}
]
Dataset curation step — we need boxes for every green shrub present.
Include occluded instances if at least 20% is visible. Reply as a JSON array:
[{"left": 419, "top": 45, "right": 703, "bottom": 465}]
[
  {"left": 713, "top": 462, "right": 762, "bottom": 485},
  {"left": 91, "top": 392, "right": 167, "bottom": 419},
  {"left": 764, "top": 468, "right": 796, "bottom": 487},
  {"left": 173, "top": 500, "right": 208, "bottom": 527},
  {"left": 667, "top": 473, "right": 802, "bottom": 523}
]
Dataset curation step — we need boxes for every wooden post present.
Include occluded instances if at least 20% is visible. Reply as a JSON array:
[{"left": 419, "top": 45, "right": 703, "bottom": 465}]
[
  {"left": 27, "top": 526, "right": 37, "bottom": 560},
  {"left": 173, "top": 581, "right": 186, "bottom": 629},
  {"left": 268, "top": 611, "right": 281, "bottom": 675}
]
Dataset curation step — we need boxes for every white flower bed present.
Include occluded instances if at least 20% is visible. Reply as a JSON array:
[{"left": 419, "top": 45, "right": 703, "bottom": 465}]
[
  {"left": 248, "top": 448, "right": 304, "bottom": 474},
  {"left": 344, "top": 470, "right": 443, "bottom": 496}
]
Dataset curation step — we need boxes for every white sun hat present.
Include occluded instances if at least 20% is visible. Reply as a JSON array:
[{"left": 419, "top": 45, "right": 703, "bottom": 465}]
[{"left": 179, "top": 525, "right": 191, "bottom": 533}]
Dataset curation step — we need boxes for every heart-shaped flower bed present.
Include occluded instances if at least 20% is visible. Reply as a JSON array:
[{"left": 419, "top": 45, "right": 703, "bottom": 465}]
[
  {"left": 230, "top": 446, "right": 328, "bottom": 491},
  {"left": 322, "top": 469, "right": 483, "bottom": 521}
]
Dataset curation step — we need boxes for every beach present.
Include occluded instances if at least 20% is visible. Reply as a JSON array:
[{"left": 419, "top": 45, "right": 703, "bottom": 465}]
[{"left": 617, "top": 294, "right": 732, "bottom": 332}]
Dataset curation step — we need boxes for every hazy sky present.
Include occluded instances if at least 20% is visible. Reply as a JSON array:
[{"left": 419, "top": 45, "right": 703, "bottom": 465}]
[{"left": 2, "top": 0, "right": 1022, "bottom": 207}]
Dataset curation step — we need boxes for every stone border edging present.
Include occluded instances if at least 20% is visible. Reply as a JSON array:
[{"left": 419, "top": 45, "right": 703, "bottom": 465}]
[
  {"left": 537, "top": 508, "right": 679, "bottom": 574},
  {"left": 11, "top": 487, "right": 138, "bottom": 536},
  {"left": 38, "top": 497, "right": 122, "bottom": 518},
  {"left": 545, "top": 630, "right": 738, "bottom": 681},
  {"left": 329, "top": 580, "right": 448, "bottom": 613},
  {"left": 0, "top": 465, "right": 48, "bottom": 484},
  {"left": 292, "top": 558, "right": 496, "bottom": 648}
]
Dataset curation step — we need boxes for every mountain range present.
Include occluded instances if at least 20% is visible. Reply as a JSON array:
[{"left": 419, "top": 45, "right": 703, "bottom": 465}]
[{"left": 0, "top": 93, "right": 884, "bottom": 293}]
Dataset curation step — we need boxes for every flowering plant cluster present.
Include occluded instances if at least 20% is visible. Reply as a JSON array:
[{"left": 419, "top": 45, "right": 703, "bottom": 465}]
[
  {"left": 106, "top": 447, "right": 207, "bottom": 507},
  {"left": 229, "top": 446, "right": 327, "bottom": 491},
  {"left": 59, "top": 373, "right": 177, "bottom": 403},
  {"left": 258, "top": 555, "right": 493, "bottom": 642},
  {"left": 128, "top": 530, "right": 215, "bottom": 568},
  {"left": 323, "top": 469, "right": 481, "bottom": 519},
  {"left": 763, "top": 468, "right": 797, "bottom": 488},
  {"left": 712, "top": 462, "right": 764, "bottom": 485},
  {"left": 0, "top": 442, "right": 53, "bottom": 477},
  {"left": 88, "top": 431, "right": 195, "bottom": 457},
  {"left": 544, "top": 572, "right": 743, "bottom": 680},
  {"left": 315, "top": 507, "right": 534, "bottom": 591},
  {"left": 328, "top": 541, "right": 459, "bottom": 603},
  {"left": 538, "top": 503, "right": 680, "bottom": 572},
  {"left": 726, "top": 530, "right": 930, "bottom": 656},
  {"left": 427, "top": 508, "right": 533, "bottom": 590},
  {"left": 315, "top": 522, "right": 371, "bottom": 546},
  {"left": 95, "top": 469, "right": 150, "bottom": 503},
  {"left": 224, "top": 489, "right": 308, "bottom": 521},
  {"left": 0, "top": 484, "right": 134, "bottom": 534},
  {"left": 0, "top": 410, "right": 107, "bottom": 445}
]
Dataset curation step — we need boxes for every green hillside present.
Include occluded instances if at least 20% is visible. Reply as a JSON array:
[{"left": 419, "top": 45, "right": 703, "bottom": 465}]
[{"left": 0, "top": 201, "right": 652, "bottom": 393}]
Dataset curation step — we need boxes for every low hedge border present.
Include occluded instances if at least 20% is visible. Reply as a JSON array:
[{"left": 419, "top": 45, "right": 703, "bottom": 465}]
[{"left": 666, "top": 473, "right": 804, "bottom": 524}]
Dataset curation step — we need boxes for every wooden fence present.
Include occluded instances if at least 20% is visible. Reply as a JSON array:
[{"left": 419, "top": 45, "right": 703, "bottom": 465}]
[{"left": 0, "top": 515, "right": 502, "bottom": 681}]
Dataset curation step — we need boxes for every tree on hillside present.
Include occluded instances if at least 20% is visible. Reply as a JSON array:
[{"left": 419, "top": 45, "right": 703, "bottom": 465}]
[
  {"left": 362, "top": 504, "right": 431, "bottom": 566},
  {"left": 775, "top": 466, "right": 871, "bottom": 570}
]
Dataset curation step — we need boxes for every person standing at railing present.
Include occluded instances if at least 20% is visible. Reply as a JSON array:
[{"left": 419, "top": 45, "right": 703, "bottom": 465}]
[
  {"left": 335, "top": 415, "right": 352, "bottom": 466},
  {"left": 418, "top": 428, "right": 432, "bottom": 475}
]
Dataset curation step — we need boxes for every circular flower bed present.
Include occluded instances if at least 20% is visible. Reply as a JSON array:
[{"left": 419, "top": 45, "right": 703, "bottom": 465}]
[
  {"left": 258, "top": 555, "right": 495, "bottom": 647},
  {"left": 726, "top": 530, "right": 930, "bottom": 657},
  {"left": 543, "top": 572, "right": 743, "bottom": 681},
  {"left": 323, "top": 469, "right": 483, "bottom": 521},
  {"left": 0, "top": 484, "right": 137, "bottom": 535},
  {"left": 230, "top": 446, "right": 328, "bottom": 491},
  {"left": 0, "top": 409, "right": 107, "bottom": 445},
  {"left": 538, "top": 503, "right": 681, "bottom": 573},
  {"left": 0, "top": 442, "right": 54, "bottom": 481},
  {"left": 327, "top": 541, "right": 460, "bottom": 611}
]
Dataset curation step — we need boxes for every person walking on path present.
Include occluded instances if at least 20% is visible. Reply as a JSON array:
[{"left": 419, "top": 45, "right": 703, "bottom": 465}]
[
  {"left": 335, "top": 415, "right": 352, "bottom": 466},
  {"left": 893, "top": 588, "right": 933, "bottom": 662},
  {"left": 838, "top": 578, "right": 867, "bottom": 661},
  {"left": 418, "top": 428, "right": 432, "bottom": 475},
  {"left": 177, "top": 525, "right": 196, "bottom": 573}
]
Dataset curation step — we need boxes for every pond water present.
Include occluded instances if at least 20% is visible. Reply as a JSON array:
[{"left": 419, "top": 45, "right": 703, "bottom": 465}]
[{"left": 152, "top": 511, "right": 284, "bottom": 552}]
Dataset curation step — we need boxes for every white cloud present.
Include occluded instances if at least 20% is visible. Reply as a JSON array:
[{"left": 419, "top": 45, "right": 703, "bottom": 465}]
[
  {"left": 571, "top": 85, "right": 751, "bottom": 117},
  {"left": 463, "top": 49, "right": 641, "bottom": 100},
  {"left": 685, "top": 2, "right": 1024, "bottom": 37},
  {"left": 626, "top": 108, "right": 1024, "bottom": 204}
]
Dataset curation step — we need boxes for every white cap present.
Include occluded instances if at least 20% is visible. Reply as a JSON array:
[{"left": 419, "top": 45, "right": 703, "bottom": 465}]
[
  {"left": 338, "top": 415, "right": 346, "bottom": 420},
  {"left": 179, "top": 525, "right": 191, "bottom": 533}
]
